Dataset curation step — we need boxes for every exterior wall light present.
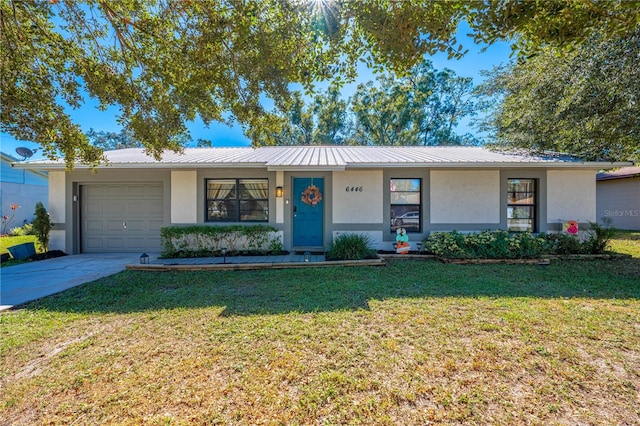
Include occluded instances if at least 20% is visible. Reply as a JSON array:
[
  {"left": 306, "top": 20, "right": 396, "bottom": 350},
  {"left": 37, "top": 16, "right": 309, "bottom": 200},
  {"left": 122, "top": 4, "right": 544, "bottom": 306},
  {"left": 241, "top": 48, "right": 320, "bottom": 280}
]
[{"left": 276, "top": 186, "right": 283, "bottom": 197}]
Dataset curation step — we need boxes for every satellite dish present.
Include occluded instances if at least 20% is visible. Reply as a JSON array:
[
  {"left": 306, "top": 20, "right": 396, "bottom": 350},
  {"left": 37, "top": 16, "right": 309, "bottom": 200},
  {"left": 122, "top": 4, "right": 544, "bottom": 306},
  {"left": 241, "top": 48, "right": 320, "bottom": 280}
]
[{"left": 15, "top": 147, "right": 38, "bottom": 160}]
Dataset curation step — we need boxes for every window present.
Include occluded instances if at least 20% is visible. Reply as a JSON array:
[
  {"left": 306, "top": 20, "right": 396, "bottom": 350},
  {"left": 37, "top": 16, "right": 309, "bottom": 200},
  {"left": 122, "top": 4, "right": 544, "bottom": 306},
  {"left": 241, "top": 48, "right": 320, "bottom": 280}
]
[
  {"left": 507, "top": 179, "right": 536, "bottom": 232},
  {"left": 390, "top": 178, "right": 421, "bottom": 233},
  {"left": 206, "top": 179, "right": 269, "bottom": 222}
]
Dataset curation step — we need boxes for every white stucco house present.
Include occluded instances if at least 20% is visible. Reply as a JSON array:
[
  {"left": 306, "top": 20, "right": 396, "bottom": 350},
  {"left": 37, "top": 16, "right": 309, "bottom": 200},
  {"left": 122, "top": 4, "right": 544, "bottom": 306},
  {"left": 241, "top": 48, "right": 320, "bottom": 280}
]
[
  {"left": 1, "top": 151, "right": 48, "bottom": 232},
  {"left": 13, "top": 146, "right": 631, "bottom": 253},
  {"left": 596, "top": 166, "right": 640, "bottom": 230}
]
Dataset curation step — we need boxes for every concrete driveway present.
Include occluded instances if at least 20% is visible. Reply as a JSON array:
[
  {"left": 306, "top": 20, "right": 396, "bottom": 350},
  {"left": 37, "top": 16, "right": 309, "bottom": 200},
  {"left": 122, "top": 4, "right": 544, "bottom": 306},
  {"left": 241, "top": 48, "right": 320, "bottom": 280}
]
[{"left": 0, "top": 253, "right": 156, "bottom": 310}]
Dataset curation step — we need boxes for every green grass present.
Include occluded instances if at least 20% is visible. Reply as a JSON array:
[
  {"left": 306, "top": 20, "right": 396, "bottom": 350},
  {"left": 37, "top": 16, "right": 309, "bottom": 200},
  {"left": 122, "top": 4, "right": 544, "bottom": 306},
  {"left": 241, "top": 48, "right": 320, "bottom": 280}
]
[
  {"left": 0, "top": 235, "right": 41, "bottom": 255},
  {"left": 609, "top": 230, "right": 640, "bottom": 258},
  {"left": 0, "top": 235, "right": 44, "bottom": 268},
  {"left": 1, "top": 255, "right": 639, "bottom": 424}
]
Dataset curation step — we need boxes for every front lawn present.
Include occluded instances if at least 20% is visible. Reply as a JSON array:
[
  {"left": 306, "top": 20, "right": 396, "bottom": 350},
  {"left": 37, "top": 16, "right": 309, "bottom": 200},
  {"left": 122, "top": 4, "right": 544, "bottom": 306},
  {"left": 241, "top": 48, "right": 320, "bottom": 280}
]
[
  {"left": 1, "top": 257, "right": 639, "bottom": 424},
  {"left": 0, "top": 235, "right": 41, "bottom": 255},
  {"left": 610, "top": 230, "right": 640, "bottom": 258}
]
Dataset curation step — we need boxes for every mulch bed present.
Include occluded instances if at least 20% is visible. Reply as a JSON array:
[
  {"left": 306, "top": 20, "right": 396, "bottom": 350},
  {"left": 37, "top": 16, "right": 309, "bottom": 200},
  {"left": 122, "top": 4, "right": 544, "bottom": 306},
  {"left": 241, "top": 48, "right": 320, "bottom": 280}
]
[{"left": 28, "top": 250, "right": 68, "bottom": 261}]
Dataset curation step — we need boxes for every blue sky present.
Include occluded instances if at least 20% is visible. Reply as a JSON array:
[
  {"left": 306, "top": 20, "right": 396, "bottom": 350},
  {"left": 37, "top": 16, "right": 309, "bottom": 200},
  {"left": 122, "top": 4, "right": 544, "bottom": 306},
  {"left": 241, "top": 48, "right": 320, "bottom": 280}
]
[{"left": 1, "top": 22, "right": 513, "bottom": 159}]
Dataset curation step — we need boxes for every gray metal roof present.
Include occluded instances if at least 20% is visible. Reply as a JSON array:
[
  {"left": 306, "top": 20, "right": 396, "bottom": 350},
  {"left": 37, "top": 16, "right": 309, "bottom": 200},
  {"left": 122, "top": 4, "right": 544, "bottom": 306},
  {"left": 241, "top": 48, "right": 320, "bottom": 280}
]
[
  {"left": 596, "top": 166, "right": 640, "bottom": 181},
  {"left": 14, "top": 146, "right": 632, "bottom": 171}
]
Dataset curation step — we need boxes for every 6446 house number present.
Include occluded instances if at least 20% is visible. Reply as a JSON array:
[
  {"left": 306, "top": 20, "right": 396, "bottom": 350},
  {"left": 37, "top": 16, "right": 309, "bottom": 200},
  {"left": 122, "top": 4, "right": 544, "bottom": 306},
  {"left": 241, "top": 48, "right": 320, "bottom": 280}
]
[{"left": 345, "top": 186, "right": 364, "bottom": 192}]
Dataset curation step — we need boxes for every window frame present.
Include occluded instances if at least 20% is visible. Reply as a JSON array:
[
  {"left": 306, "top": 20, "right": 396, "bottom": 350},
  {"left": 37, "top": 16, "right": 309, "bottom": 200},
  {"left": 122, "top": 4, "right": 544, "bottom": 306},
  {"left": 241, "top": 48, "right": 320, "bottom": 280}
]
[
  {"left": 205, "top": 178, "right": 269, "bottom": 223},
  {"left": 390, "top": 178, "right": 422, "bottom": 233},
  {"left": 506, "top": 178, "right": 537, "bottom": 233}
]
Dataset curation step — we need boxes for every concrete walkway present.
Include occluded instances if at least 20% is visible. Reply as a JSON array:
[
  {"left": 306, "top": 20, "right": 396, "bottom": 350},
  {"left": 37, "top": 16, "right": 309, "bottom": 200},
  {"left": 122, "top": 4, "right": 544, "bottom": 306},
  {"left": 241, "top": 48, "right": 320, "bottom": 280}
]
[{"left": 0, "top": 253, "right": 154, "bottom": 310}]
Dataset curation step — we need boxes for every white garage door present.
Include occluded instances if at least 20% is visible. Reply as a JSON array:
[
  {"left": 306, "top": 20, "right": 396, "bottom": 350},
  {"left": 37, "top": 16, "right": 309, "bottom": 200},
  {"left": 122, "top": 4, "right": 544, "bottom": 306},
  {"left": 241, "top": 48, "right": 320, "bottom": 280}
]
[{"left": 81, "top": 183, "right": 164, "bottom": 253}]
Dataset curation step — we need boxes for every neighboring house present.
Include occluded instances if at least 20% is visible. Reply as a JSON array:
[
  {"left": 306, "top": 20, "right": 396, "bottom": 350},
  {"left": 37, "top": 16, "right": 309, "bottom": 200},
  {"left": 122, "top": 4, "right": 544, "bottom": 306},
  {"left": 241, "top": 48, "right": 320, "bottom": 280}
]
[
  {"left": 14, "top": 146, "right": 631, "bottom": 253},
  {"left": 596, "top": 166, "right": 640, "bottom": 230},
  {"left": 1, "top": 151, "right": 48, "bottom": 232}
]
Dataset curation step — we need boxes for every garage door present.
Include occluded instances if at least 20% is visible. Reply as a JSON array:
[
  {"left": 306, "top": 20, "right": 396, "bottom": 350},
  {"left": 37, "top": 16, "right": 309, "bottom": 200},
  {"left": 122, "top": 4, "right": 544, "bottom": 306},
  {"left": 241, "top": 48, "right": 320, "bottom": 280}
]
[{"left": 81, "top": 183, "right": 164, "bottom": 253}]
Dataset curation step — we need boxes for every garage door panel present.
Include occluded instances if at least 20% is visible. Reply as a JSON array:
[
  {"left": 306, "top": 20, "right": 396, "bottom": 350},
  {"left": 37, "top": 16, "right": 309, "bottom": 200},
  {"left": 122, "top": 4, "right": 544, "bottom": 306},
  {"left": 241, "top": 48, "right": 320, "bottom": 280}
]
[
  {"left": 85, "top": 220, "right": 104, "bottom": 232},
  {"left": 105, "top": 238, "right": 126, "bottom": 249},
  {"left": 145, "top": 199, "right": 164, "bottom": 212},
  {"left": 84, "top": 238, "right": 105, "bottom": 250},
  {"left": 148, "top": 220, "right": 164, "bottom": 232},
  {"left": 123, "top": 220, "right": 144, "bottom": 231},
  {"left": 81, "top": 183, "right": 164, "bottom": 253},
  {"left": 104, "top": 186, "right": 125, "bottom": 197},
  {"left": 85, "top": 204, "right": 104, "bottom": 215},
  {"left": 85, "top": 186, "right": 105, "bottom": 197}
]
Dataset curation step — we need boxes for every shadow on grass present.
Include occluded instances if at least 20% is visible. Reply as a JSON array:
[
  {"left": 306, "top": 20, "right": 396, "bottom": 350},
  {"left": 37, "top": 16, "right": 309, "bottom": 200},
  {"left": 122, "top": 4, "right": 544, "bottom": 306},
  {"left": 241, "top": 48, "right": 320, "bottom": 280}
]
[{"left": 17, "top": 258, "right": 640, "bottom": 316}]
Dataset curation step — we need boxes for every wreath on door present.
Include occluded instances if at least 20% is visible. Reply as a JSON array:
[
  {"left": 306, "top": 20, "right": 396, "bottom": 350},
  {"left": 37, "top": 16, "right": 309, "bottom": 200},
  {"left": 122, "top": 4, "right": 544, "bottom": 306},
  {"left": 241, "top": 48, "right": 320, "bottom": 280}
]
[{"left": 301, "top": 185, "right": 323, "bottom": 206}]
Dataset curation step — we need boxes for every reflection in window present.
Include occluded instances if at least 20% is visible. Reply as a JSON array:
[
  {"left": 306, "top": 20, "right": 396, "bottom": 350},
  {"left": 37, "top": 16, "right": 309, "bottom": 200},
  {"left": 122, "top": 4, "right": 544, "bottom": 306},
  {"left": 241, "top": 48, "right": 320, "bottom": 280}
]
[
  {"left": 206, "top": 179, "right": 268, "bottom": 222},
  {"left": 390, "top": 178, "right": 421, "bottom": 233},
  {"left": 507, "top": 179, "right": 536, "bottom": 232}
]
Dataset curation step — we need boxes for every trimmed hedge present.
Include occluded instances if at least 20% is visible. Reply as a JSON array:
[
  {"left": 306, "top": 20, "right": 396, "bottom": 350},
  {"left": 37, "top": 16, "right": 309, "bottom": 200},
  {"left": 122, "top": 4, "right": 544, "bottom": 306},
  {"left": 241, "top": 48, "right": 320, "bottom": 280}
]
[
  {"left": 423, "top": 225, "right": 616, "bottom": 259},
  {"left": 160, "top": 225, "right": 283, "bottom": 258}
]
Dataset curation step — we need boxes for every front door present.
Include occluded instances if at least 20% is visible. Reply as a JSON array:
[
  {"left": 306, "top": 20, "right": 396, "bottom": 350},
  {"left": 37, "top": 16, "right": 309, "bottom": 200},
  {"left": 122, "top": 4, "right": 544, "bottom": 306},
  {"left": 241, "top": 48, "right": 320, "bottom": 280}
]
[{"left": 292, "top": 177, "right": 324, "bottom": 247}]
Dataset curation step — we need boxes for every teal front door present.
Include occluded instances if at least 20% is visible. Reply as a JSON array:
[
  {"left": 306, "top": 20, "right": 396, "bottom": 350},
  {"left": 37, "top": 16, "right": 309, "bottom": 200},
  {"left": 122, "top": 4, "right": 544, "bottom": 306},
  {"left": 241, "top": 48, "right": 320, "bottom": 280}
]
[{"left": 293, "top": 177, "right": 324, "bottom": 247}]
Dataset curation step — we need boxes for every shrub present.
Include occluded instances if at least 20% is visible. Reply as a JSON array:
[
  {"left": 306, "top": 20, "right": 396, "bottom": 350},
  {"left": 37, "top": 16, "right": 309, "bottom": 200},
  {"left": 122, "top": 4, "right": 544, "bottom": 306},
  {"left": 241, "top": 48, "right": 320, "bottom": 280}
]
[
  {"left": 423, "top": 231, "right": 466, "bottom": 258},
  {"left": 584, "top": 220, "right": 617, "bottom": 254},
  {"left": 539, "top": 233, "right": 585, "bottom": 255},
  {"left": 326, "top": 233, "right": 377, "bottom": 261},
  {"left": 9, "top": 223, "right": 34, "bottom": 237},
  {"left": 32, "top": 202, "right": 54, "bottom": 252},
  {"left": 160, "top": 225, "right": 283, "bottom": 258},
  {"left": 425, "top": 230, "right": 548, "bottom": 259}
]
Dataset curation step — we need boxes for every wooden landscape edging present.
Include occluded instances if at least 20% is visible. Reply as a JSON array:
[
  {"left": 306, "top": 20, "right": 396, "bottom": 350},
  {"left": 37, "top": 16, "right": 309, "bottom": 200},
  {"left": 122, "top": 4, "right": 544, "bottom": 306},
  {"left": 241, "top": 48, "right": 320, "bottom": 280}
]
[{"left": 125, "top": 257, "right": 386, "bottom": 272}]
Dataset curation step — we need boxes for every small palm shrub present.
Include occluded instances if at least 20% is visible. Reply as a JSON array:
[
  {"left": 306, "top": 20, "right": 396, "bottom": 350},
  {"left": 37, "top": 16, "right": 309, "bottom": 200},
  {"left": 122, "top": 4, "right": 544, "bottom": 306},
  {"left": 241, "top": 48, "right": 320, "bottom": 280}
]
[{"left": 326, "top": 233, "right": 377, "bottom": 261}]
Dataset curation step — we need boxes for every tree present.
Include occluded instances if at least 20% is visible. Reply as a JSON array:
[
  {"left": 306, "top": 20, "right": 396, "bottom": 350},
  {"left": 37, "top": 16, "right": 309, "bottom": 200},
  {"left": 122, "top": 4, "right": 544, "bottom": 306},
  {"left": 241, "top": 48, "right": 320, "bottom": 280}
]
[
  {"left": 87, "top": 128, "right": 141, "bottom": 150},
  {"left": 350, "top": 75, "right": 417, "bottom": 146},
  {"left": 313, "top": 85, "right": 349, "bottom": 145},
  {"left": 196, "top": 138, "right": 213, "bottom": 147},
  {"left": 277, "top": 84, "right": 348, "bottom": 145},
  {"left": 480, "top": 26, "right": 640, "bottom": 162},
  {"left": 2, "top": 0, "right": 638, "bottom": 167},
  {"left": 407, "top": 62, "right": 483, "bottom": 145},
  {"left": 32, "top": 202, "right": 53, "bottom": 252},
  {"left": 349, "top": 60, "right": 483, "bottom": 146}
]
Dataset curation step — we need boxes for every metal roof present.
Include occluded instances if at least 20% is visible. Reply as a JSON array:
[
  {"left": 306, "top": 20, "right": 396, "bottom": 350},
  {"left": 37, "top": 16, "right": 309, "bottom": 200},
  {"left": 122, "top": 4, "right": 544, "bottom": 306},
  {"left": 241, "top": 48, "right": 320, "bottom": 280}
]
[
  {"left": 13, "top": 146, "right": 632, "bottom": 171},
  {"left": 596, "top": 166, "right": 640, "bottom": 181}
]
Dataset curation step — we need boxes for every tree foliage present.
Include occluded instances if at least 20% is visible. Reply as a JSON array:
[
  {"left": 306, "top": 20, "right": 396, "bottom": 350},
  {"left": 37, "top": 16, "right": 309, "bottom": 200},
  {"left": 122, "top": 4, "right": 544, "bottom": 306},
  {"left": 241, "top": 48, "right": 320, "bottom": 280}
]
[
  {"left": 2, "top": 0, "right": 638, "bottom": 167},
  {"left": 279, "top": 60, "right": 482, "bottom": 146},
  {"left": 87, "top": 128, "right": 141, "bottom": 150},
  {"left": 32, "top": 201, "right": 53, "bottom": 252},
  {"left": 350, "top": 61, "right": 483, "bottom": 146},
  {"left": 480, "top": 25, "right": 640, "bottom": 162}
]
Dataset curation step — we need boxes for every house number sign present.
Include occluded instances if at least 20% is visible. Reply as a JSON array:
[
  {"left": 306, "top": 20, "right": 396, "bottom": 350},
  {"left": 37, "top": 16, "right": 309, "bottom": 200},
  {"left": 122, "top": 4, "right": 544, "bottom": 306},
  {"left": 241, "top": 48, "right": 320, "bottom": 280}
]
[{"left": 345, "top": 186, "right": 364, "bottom": 192}]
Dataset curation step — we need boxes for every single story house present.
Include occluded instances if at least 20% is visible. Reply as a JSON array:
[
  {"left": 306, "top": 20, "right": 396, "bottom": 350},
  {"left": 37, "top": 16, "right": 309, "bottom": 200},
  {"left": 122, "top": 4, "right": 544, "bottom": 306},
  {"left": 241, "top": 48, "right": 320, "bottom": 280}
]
[
  {"left": 596, "top": 166, "right": 640, "bottom": 230},
  {"left": 1, "top": 151, "right": 48, "bottom": 232},
  {"left": 13, "top": 146, "right": 632, "bottom": 253}
]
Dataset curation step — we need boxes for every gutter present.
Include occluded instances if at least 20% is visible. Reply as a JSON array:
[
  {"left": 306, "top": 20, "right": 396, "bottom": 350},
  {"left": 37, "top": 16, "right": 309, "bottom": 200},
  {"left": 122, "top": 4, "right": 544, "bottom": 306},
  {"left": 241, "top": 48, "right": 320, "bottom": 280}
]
[{"left": 12, "top": 160, "right": 634, "bottom": 172}]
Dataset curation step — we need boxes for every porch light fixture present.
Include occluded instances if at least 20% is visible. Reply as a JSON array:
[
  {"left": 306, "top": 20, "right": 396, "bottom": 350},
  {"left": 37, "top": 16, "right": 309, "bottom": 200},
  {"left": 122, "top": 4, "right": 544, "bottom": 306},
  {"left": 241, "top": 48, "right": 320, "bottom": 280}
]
[
  {"left": 140, "top": 253, "right": 149, "bottom": 264},
  {"left": 276, "top": 186, "right": 283, "bottom": 197}
]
